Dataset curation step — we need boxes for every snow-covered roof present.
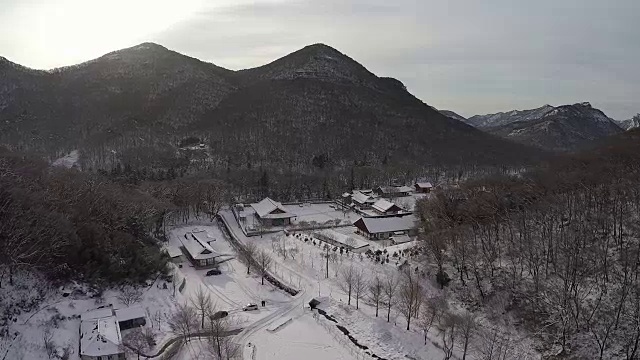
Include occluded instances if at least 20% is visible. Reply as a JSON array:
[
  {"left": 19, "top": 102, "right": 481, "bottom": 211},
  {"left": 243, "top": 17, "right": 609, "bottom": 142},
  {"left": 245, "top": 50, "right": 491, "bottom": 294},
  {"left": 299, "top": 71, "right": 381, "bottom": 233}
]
[
  {"left": 352, "top": 191, "right": 374, "bottom": 204},
  {"left": 251, "top": 198, "right": 294, "bottom": 219},
  {"left": 372, "top": 199, "right": 400, "bottom": 213},
  {"left": 415, "top": 182, "right": 433, "bottom": 189},
  {"left": 80, "top": 315, "right": 122, "bottom": 357},
  {"left": 163, "top": 245, "right": 182, "bottom": 258},
  {"left": 115, "top": 305, "right": 146, "bottom": 322},
  {"left": 192, "top": 230, "right": 215, "bottom": 244},
  {"left": 354, "top": 215, "right": 416, "bottom": 234},
  {"left": 315, "top": 229, "right": 369, "bottom": 250},
  {"left": 81, "top": 308, "right": 114, "bottom": 320},
  {"left": 181, "top": 232, "right": 217, "bottom": 260},
  {"left": 377, "top": 186, "right": 412, "bottom": 194}
]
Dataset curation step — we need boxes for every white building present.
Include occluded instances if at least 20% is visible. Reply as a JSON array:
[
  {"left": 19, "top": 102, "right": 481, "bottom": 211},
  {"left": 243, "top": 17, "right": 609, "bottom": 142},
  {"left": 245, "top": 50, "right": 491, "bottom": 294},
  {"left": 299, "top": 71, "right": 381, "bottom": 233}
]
[
  {"left": 250, "top": 197, "right": 295, "bottom": 227},
  {"left": 80, "top": 309, "right": 124, "bottom": 360},
  {"left": 371, "top": 199, "right": 403, "bottom": 215},
  {"left": 180, "top": 230, "right": 218, "bottom": 267}
]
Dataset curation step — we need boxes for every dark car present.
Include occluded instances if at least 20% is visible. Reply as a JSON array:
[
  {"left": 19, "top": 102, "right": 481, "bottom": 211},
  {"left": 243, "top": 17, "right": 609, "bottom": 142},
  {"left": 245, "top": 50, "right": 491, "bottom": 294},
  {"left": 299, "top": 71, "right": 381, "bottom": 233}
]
[
  {"left": 206, "top": 268, "right": 221, "bottom": 276},
  {"left": 211, "top": 310, "right": 228, "bottom": 320}
]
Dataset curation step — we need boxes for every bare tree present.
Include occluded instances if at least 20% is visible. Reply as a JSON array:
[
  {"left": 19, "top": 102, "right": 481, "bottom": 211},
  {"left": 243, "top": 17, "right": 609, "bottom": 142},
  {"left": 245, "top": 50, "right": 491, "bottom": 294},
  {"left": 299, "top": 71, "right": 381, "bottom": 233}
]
[
  {"left": 456, "top": 312, "right": 478, "bottom": 360},
  {"left": 383, "top": 273, "right": 399, "bottom": 322},
  {"left": 256, "top": 250, "right": 273, "bottom": 285},
  {"left": 207, "top": 314, "right": 239, "bottom": 359},
  {"left": 368, "top": 276, "right": 384, "bottom": 317},
  {"left": 43, "top": 326, "right": 56, "bottom": 360},
  {"left": 118, "top": 285, "right": 143, "bottom": 306},
  {"left": 476, "top": 326, "right": 514, "bottom": 360},
  {"left": 191, "top": 286, "right": 214, "bottom": 329},
  {"left": 122, "top": 327, "right": 153, "bottom": 360},
  {"left": 419, "top": 295, "right": 448, "bottom": 344},
  {"left": 398, "top": 269, "right": 423, "bottom": 330},
  {"left": 168, "top": 303, "right": 198, "bottom": 343},
  {"left": 338, "top": 265, "right": 355, "bottom": 305},
  {"left": 441, "top": 312, "right": 459, "bottom": 360},
  {"left": 353, "top": 268, "right": 368, "bottom": 310},
  {"left": 238, "top": 242, "right": 257, "bottom": 275}
]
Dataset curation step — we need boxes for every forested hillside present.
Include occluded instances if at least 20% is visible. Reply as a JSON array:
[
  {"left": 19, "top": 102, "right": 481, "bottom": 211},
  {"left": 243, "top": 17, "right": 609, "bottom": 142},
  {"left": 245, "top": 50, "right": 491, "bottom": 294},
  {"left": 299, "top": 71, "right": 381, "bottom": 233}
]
[
  {"left": 417, "top": 129, "right": 640, "bottom": 359},
  {"left": 0, "top": 148, "right": 173, "bottom": 283},
  {"left": 1, "top": 43, "right": 544, "bottom": 198}
]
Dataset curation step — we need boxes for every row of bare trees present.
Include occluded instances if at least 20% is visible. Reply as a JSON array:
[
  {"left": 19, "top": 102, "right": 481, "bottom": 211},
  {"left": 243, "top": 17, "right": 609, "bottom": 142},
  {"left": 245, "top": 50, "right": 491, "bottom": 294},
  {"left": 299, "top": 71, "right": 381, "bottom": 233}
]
[
  {"left": 166, "top": 287, "right": 240, "bottom": 359},
  {"left": 336, "top": 265, "right": 508, "bottom": 359},
  {"left": 417, "top": 133, "right": 640, "bottom": 359}
]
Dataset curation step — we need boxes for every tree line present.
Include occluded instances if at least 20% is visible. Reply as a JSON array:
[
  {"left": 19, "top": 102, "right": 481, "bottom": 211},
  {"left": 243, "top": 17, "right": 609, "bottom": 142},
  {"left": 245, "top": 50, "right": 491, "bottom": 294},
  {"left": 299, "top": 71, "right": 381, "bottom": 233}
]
[
  {"left": 0, "top": 148, "right": 171, "bottom": 284},
  {"left": 417, "top": 130, "right": 640, "bottom": 359}
]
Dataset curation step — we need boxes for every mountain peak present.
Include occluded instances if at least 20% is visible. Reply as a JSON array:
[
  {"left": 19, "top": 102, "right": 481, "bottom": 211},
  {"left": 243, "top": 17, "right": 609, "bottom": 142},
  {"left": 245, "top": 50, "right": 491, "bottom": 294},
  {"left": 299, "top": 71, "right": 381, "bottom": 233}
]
[
  {"left": 239, "top": 42, "right": 378, "bottom": 86},
  {"left": 301, "top": 43, "right": 340, "bottom": 52}
]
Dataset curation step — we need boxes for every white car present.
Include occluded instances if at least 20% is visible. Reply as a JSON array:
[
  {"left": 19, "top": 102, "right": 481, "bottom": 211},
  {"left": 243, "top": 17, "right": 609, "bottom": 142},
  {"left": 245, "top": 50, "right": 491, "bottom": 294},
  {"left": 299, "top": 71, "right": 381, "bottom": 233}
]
[{"left": 243, "top": 303, "right": 258, "bottom": 311}]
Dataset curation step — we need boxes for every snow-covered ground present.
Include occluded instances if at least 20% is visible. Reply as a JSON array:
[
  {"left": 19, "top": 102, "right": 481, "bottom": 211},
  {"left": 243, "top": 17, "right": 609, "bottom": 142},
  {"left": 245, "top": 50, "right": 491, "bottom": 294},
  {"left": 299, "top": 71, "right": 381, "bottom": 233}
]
[
  {"left": 4, "top": 209, "right": 537, "bottom": 360},
  {"left": 251, "top": 311, "right": 358, "bottom": 360},
  {"left": 51, "top": 150, "right": 80, "bottom": 169},
  {"left": 219, "top": 210, "right": 447, "bottom": 359}
]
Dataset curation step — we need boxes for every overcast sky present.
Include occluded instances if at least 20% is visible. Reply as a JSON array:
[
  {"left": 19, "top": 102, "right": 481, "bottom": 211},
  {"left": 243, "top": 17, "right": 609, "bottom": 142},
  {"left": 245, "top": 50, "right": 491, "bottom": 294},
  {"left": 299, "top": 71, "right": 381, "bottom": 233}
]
[{"left": 1, "top": 0, "right": 638, "bottom": 119}]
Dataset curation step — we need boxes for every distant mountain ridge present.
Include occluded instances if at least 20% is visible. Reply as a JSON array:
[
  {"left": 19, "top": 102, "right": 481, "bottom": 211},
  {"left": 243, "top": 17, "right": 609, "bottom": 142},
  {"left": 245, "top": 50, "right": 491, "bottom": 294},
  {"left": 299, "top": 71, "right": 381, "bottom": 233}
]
[
  {"left": 466, "top": 105, "right": 555, "bottom": 128},
  {"left": 0, "top": 42, "right": 543, "bottom": 174},
  {"left": 616, "top": 114, "right": 640, "bottom": 130},
  {"left": 483, "top": 102, "right": 623, "bottom": 152}
]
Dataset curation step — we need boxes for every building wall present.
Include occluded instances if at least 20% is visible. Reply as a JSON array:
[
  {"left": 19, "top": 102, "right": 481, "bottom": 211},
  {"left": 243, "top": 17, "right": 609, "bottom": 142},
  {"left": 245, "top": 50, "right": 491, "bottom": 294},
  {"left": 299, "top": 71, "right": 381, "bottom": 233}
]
[{"left": 258, "top": 217, "right": 291, "bottom": 227}]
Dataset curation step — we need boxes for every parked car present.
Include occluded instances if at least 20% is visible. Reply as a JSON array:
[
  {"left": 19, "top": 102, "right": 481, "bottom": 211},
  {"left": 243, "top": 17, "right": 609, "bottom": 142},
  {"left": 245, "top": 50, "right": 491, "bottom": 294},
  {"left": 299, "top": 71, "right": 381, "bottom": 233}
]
[
  {"left": 206, "top": 269, "right": 221, "bottom": 276},
  {"left": 243, "top": 303, "right": 258, "bottom": 311},
  {"left": 211, "top": 310, "right": 228, "bottom": 320}
]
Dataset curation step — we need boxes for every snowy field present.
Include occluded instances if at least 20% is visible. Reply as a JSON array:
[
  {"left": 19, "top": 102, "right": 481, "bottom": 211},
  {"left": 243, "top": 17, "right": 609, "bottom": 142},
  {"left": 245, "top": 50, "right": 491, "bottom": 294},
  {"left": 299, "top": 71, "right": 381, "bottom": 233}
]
[
  {"left": 251, "top": 311, "right": 358, "bottom": 360},
  {"left": 51, "top": 150, "right": 80, "bottom": 169}
]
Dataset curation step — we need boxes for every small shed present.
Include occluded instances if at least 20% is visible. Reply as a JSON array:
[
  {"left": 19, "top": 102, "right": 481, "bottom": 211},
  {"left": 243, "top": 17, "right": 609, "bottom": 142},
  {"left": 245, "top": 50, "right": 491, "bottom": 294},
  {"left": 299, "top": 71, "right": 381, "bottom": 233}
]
[
  {"left": 414, "top": 182, "right": 433, "bottom": 193},
  {"left": 115, "top": 305, "right": 146, "bottom": 331},
  {"left": 164, "top": 245, "right": 184, "bottom": 263},
  {"left": 374, "top": 186, "right": 412, "bottom": 198},
  {"left": 371, "top": 199, "right": 403, "bottom": 215}
]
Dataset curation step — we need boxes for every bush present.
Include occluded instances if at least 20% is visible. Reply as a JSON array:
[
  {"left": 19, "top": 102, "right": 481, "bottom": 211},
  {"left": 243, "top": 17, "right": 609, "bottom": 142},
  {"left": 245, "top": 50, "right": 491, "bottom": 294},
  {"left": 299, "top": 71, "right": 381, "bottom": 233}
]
[{"left": 436, "top": 270, "right": 451, "bottom": 288}]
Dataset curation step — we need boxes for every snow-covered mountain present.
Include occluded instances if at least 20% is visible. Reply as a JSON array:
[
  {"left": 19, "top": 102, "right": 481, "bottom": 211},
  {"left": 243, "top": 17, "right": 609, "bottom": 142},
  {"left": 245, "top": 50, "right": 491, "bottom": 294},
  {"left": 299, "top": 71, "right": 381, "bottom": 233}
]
[
  {"left": 0, "top": 42, "right": 544, "bottom": 170},
  {"left": 616, "top": 114, "right": 640, "bottom": 130},
  {"left": 487, "top": 102, "right": 623, "bottom": 151},
  {"left": 465, "top": 105, "right": 555, "bottom": 128}
]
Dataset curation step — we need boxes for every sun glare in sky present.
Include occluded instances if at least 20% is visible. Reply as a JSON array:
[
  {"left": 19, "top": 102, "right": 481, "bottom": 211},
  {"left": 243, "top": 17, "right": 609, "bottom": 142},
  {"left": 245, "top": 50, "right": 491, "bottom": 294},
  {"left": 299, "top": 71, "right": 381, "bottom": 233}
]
[{"left": 2, "top": 0, "right": 208, "bottom": 68}]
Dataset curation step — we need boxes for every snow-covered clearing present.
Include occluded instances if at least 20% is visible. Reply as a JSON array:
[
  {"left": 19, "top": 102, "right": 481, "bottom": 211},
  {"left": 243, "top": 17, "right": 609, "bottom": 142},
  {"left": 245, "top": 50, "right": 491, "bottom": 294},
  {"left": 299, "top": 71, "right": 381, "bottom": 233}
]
[
  {"left": 51, "top": 150, "right": 80, "bottom": 169},
  {"left": 317, "top": 298, "right": 444, "bottom": 360},
  {"left": 252, "top": 311, "right": 358, "bottom": 360}
]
